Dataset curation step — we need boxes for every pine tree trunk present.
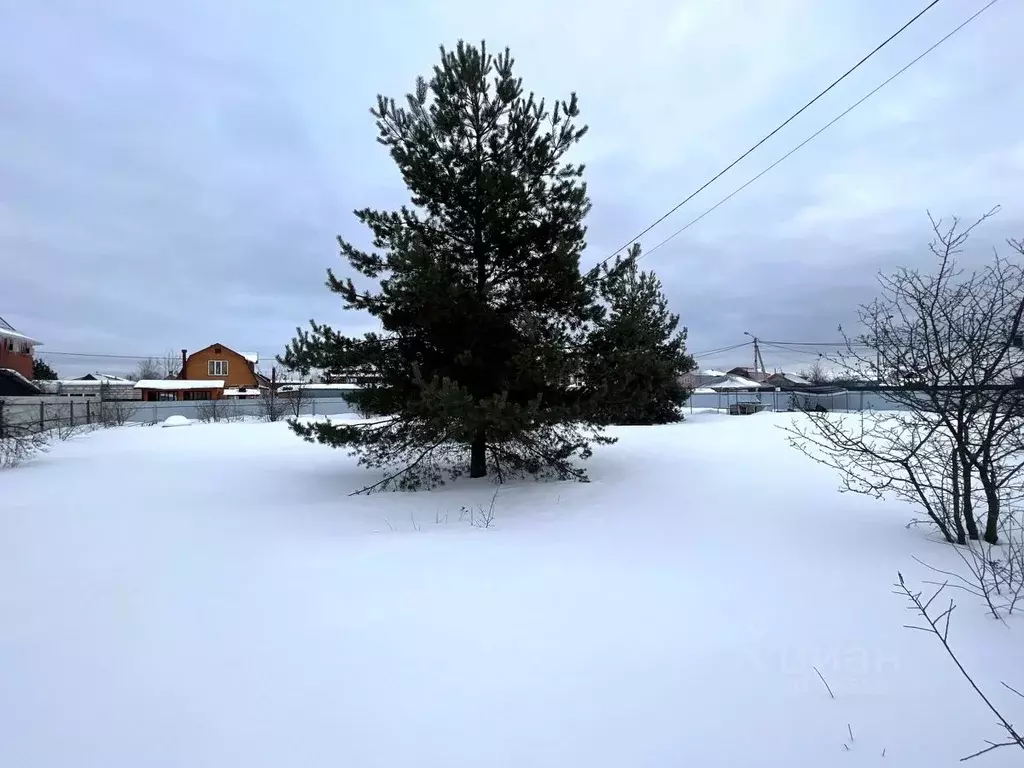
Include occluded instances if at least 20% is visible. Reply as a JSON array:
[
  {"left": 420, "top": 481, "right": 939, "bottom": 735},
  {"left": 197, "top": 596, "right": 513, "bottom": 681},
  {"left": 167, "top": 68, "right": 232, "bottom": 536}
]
[{"left": 470, "top": 431, "right": 487, "bottom": 478}]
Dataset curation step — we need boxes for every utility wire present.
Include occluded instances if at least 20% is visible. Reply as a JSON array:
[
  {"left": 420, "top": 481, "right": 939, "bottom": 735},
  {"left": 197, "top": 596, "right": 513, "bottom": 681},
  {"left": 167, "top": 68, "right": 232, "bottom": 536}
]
[
  {"left": 760, "top": 342, "right": 833, "bottom": 359},
  {"left": 761, "top": 339, "right": 872, "bottom": 347},
  {"left": 40, "top": 351, "right": 167, "bottom": 360},
  {"left": 690, "top": 341, "right": 752, "bottom": 358},
  {"left": 635, "top": 0, "right": 1000, "bottom": 264},
  {"left": 597, "top": 0, "right": 942, "bottom": 268}
]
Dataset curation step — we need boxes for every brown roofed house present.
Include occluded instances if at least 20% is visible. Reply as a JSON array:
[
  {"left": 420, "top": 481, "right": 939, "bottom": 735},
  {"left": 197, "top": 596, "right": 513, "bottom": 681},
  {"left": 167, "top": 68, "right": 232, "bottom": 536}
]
[{"left": 135, "top": 343, "right": 266, "bottom": 401}]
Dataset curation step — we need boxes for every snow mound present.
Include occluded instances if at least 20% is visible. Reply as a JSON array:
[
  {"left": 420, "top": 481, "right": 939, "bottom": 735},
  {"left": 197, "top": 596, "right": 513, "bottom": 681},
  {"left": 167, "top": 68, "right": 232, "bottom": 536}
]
[{"left": 160, "top": 415, "right": 191, "bottom": 428}]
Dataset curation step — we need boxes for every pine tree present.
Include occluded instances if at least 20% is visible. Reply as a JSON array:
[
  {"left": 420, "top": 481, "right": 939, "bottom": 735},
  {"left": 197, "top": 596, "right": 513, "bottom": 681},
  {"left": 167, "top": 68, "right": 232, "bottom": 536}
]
[
  {"left": 281, "top": 41, "right": 614, "bottom": 492},
  {"left": 584, "top": 244, "right": 696, "bottom": 425},
  {"left": 32, "top": 358, "right": 58, "bottom": 380}
]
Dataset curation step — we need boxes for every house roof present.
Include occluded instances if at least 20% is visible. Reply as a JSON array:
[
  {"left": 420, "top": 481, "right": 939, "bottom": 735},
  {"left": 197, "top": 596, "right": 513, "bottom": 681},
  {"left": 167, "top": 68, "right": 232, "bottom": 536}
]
[
  {"left": 135, "top": 379, "right": 225, "bottom": 391},
  {"left": 53, "top": 378, "right": 135, "bottom": 387},
  {"left": 278, "top": 382, "right": 361, "bottom": 392},
  {"left": 187, "top": 343, "right": 258, "bottom": 366},
  {"left": 708, "top": 375, "right": 764, "bottom": 390},
  {"left": 223, "top": 387, "right": 262, "bottom": 397},
  {"left": 68, "top": 373, "right": 135, "bottom": 383},
  {"left": 0, "top": 320, "right": 40, "bottom": 346},
  {"left": 0, "top": 367, "right": 42, "bottom": 394},
  {"left": 766, "top": 371, "right": 812, "bottom": 387}
]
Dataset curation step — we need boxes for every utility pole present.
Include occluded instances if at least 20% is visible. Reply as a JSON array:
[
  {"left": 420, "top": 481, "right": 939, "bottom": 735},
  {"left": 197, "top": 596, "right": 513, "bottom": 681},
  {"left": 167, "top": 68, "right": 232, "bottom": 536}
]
[{"left": 744, "top": 331, "right": 766, "bottom": 376}]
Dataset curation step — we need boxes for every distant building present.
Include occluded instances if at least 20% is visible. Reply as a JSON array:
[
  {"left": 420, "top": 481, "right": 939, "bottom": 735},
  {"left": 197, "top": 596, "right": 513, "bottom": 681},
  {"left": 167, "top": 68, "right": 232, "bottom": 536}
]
[
  {"left": 763, "top": 371, "right": 812, "bottom": 389},
  {"left": 680, "top": 369, "right": 730, "bottom": 389},
  {"left": 726, "top": 366, "right": 770, "bottom": 383},
  {"left": 134, "top": 379, "right": 226, "bottom": 402},
  {"left": 41, "top": 373, "right": 139, "bottom": 399},
  {"left": 174, "top": 343, "right": 270, "bottom": 397},
  {"left": 0, "top": 316, "right": 40, "bottom": 383}
]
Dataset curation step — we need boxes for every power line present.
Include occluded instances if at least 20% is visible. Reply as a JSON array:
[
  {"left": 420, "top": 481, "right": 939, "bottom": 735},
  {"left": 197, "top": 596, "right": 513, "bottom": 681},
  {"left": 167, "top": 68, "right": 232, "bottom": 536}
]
[
  {"left": 597, "top": 0, "right": 942, "bottom": 268},
  {"left": 39, "top": 350, "right": 284, "bottom": 363},
  {"left": 761, "top": 339, "right": 872, "bottom": 347},
  {"left": 690, "top": 340, "right": 751, "bottom": 357},
  {"left": 40, "top": 351, "right": 163, "bottom": 361},
  {"left": 634, "top": 0, "right": 1000, "bottom": 264},
  {"left": 760, "top": 342, "right": 832, "bottom": 359}
]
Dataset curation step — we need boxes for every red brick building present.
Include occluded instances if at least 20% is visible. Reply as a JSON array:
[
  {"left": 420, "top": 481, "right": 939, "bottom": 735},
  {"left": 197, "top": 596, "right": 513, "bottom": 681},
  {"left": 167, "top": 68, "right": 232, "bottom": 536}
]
[{"left": 0, "top": 316, "right": 39, "bottom": 380}]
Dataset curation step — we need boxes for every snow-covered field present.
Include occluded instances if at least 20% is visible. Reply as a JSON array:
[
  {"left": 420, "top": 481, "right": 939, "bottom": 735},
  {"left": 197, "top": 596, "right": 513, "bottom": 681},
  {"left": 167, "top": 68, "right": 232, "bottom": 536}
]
[{"left": 1, "top": 413, "right": 1019, "bottom": 766}]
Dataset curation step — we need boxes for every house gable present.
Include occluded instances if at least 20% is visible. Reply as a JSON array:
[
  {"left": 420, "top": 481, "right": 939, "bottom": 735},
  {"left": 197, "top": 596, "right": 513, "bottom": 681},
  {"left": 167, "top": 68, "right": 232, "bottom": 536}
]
[{"left": 182, "top": 343, "right": 260, "bottom": 389}]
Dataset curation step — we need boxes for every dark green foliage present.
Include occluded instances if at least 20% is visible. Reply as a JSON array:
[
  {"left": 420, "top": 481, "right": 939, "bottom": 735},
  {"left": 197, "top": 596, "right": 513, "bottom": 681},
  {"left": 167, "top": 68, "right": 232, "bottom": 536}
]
[
  {"left": 280, "top": 41, "right": 614, "bottom": 493},
  {"left": 32, "top": 358, "right": 58, "bottom": 380},
  {"left": 583, "top": 244, "right": 695, "bottom": 425}
]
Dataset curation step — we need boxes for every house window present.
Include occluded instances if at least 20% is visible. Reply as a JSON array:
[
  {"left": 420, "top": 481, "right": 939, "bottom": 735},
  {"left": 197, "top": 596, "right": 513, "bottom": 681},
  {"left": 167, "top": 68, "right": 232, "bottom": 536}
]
[{"left": 208, "top": 359, "right": 229, "bottom": 376}]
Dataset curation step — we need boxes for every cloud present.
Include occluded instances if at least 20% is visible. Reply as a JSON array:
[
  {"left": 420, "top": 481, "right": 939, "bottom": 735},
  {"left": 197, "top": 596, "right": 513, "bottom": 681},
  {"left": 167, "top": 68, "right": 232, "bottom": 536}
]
[{"left": 0, "top": 0, "right": 1021, "bottom": 376}]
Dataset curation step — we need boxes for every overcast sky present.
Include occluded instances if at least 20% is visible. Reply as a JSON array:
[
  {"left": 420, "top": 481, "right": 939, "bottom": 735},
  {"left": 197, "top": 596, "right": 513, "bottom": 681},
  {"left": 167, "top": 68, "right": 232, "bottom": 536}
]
[{"left": 1, "top": 0, "right": 1021, "bottom": 378}]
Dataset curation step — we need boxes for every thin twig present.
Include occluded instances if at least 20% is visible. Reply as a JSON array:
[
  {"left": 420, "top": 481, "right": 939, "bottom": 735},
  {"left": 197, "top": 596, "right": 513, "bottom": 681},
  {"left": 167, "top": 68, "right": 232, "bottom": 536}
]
[{"left": 813, "top": 666, "right": 836, "bottom": 699}]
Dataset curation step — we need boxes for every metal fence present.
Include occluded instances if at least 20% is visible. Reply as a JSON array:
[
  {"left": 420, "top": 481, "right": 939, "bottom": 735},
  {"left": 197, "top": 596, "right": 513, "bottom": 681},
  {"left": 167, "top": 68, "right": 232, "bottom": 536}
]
[
  {"left": 0, "top": 395, "right": 361, "bottom": 434},
  {"left": 0, "top": 388, "right": 945, "bottom": 435},
  {"left": 687, "top": 389, "right": 909, "bottom": 413}
]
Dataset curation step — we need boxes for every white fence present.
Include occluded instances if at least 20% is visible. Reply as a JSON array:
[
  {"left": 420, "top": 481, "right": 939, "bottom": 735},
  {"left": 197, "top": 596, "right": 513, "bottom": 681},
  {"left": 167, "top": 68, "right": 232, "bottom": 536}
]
[{"left": 0, "top": 395, "right": 361, "bottom": 434}]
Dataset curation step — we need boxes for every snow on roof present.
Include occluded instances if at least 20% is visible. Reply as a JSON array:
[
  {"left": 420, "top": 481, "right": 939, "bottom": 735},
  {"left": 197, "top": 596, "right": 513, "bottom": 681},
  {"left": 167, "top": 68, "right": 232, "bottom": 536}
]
[
  {"left": 278, "top": 382, "right": 361, "bottom": 392},
  {"left": 0, "top": 316, "right": 38, "bottom": 344},
  {"left": 708, "top": 375, "right": 763, "bottom": 390},
  {"left": 777, "top": 372, "right": 811, "bottom": 386},
  {"left": 701, "top": 369, "right": 727, "bottom": 377},
  {"left": 134, "top": 379, "right": 225, "bottom": 391},
  {"left": 0, "top": 367, "right": 41, "bottom": 391},
  {"left": 223, "top": 387, "right": 263, "bottom": 397},
  {"left": 244, "top": 353, "right": 259, "bottom": 364},
  {"left": 693, "top": 387, "right": 717, "bottom": 394},
  {"left": 54, "top": 378, "right": 135, "bottom": 387},
  {"left": 0, "top": 326, "right": 40, "bottom": 345},
  {"left": 63, "top": 373, "right": 135, "bottom": 384}
]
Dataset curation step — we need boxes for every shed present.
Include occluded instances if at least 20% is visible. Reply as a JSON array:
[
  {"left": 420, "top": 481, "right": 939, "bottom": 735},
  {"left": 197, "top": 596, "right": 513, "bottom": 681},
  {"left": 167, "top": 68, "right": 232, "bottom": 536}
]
[{"left": 135, "top": 379, "right": 225, "bottom": 402}]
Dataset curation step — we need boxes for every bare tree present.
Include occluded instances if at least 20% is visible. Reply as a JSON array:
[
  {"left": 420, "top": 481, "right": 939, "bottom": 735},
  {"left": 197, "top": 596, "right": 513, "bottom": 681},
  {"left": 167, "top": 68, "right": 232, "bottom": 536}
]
[
  {"left": 894, "top": 573, "right": 1024, "bottom": 761},
  {"left": 799, "top": 357, "right": 834, "bottom": 385},
  {"left": 98, "top": 382, "right": 139, "bottom": 426},
  {"left": 44, "top": 402, "right": 88, "bottom": 441},
  {"left": 914, "top": 509, "right": 1024, "bottom": 621},
  {"left": 132, "top": 357, "right": 163, "bottom": 381},
  {"left": 791, "top": 211, "right": 1024, "bottom": 544},
  {"left": 131, "top": 350, "right": 181, "bottom": 381},
  {"left": 195, "top": 397, "right": 239, "bottom": 423},
  {"left": 0, "top": 401, "right": 49, "bottom": 468},
  {"left": 280, "top": 383, "right": 312, "bottom": 419},
  {"left": 161, "top": 350, "right": 181, "bottom": 378},
  {"left": 790, "top": 411, "right": 971, "bottom": 543},
  {"left": 258, "top": 388, "right": 286, "bottom": 422}
]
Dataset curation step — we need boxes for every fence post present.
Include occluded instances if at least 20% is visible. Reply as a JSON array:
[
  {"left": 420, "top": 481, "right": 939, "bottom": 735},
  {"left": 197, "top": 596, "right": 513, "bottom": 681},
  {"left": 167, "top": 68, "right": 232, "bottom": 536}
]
[
  {"left": 39, "top": 401, "right": 45, "bottom": 432},
  {"left": 86, "top": 399, "right": 92, "bottom": 425},
  {"left": 69, "top": 399, "right": 75, "bottom": 427},
  {"left": 0, "top": 400, "right": 5, "bottom": 438},
  {"left": 152, "top": 404, "right": 158, "bottom": 424},
  {"left": 312, "top": 399, "right": 317, "bottom": 417}
]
